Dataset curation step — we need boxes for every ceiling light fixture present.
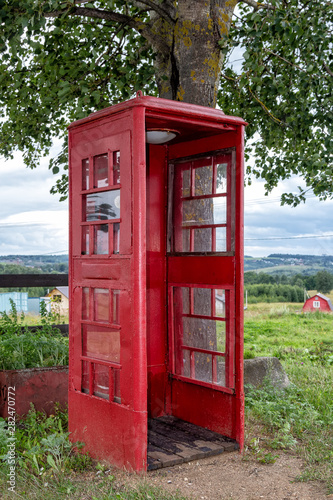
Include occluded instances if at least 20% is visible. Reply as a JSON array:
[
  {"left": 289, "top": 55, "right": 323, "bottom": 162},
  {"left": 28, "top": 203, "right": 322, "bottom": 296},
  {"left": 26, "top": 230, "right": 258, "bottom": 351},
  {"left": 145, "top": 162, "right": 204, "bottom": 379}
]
[{"left": 145, "top": 128, "right": 179, "bottom": 144}]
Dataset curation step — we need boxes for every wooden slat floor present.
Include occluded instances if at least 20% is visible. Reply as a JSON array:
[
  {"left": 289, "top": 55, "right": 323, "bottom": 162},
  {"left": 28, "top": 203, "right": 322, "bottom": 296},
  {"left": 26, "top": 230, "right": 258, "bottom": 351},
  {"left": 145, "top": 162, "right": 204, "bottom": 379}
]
[{"left": 147, "top": 416, "right": 239, "bottom": 470}]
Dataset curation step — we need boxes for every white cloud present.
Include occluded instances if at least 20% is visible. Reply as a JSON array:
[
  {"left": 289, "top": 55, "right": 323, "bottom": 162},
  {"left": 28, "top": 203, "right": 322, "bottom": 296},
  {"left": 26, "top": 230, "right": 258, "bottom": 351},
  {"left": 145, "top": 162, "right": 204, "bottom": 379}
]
[
  {"left": 0, "top": 146, "right": 68, "bottom": 255},
  {"left": 244, "top": 177, "right": 333, "bottom": 257}
]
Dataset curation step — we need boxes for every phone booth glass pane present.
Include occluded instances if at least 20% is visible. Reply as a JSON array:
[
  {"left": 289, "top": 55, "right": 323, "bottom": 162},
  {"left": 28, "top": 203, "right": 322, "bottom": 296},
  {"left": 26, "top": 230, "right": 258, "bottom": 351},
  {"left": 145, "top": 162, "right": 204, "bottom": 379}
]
[
  {"left": 94, "top": 225, "right": 108, "bottom": 255},
  {"left": 113, "top": 151, "right": 120, "bottom": 184},
  {"left": 82, "top": 325, "right": 120, "bottom": 363},
  {"left": 81, "top": 360, "right": 89, "bottom": 394},
  {"left": 82, "top": 159, "right": 90, "bottom": 190},
  {"left": 94, "top": 154, "right": 109, "bottom": 188},
  {"left": 93, "top": 363, "right": 109, "bottom": 399},
  {"left": 94, "top": 288, "right": 109, "bottom": 322},
  {"left": 216, "top": 163, "right": 227, "bottom": 193},
  {"left": 85, "top": 191, "right": 121, "bottom": 221},
  {"left": 82, "top": 287, "right": 90, "bottom": 319}
]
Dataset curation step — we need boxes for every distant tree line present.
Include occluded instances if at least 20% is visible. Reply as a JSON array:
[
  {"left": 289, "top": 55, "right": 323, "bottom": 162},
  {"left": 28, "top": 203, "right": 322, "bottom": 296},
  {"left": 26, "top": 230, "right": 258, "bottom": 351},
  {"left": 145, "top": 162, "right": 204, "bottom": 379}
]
[
  {"left": 0, "top": 263, "right": 68, "bottom": 274},
  {"left": 0, "top": 254, "right": 68, "bottom": 266},
  {"left": 245, "top": 270, "right": 333, "bottom": 302}
]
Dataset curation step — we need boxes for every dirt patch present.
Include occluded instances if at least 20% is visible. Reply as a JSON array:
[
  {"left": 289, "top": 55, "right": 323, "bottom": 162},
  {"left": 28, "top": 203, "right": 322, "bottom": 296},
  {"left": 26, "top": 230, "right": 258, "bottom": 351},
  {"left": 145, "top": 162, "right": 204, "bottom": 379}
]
[{"left": 116, "top": 450, "right": 330, "bottom": 500}]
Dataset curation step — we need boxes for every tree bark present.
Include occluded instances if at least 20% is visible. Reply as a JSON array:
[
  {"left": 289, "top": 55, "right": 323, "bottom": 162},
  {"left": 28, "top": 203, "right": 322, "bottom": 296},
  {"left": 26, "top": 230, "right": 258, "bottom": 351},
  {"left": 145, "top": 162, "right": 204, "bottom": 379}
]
[{"left": 151, "top": 0, "right": 236, "bottom": 107}]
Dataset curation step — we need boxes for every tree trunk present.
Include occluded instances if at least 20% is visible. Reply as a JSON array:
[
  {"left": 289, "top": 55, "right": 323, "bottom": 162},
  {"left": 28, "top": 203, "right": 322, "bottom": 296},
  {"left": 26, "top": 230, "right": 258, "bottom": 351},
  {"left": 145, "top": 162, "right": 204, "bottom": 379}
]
[
  {"left": 152, "top": 2, "right": 236, "bottom": 382},
  {"left": 152, "top": 0, "right": 235, "bottom": 107}
]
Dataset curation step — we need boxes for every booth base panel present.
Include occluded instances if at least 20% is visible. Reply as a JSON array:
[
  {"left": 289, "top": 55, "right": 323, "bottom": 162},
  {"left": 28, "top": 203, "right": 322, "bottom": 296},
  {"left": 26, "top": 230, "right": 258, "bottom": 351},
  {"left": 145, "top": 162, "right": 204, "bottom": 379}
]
[{"left": 147, "top": 416, "right": 239, "bottom": 471}]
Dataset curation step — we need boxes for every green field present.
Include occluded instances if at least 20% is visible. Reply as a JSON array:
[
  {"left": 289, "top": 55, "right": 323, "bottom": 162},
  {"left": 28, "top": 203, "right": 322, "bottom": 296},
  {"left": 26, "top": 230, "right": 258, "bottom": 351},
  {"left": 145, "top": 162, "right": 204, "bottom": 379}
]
[{"left": 244, "top": 303, "right": 333, "bottom": 492}]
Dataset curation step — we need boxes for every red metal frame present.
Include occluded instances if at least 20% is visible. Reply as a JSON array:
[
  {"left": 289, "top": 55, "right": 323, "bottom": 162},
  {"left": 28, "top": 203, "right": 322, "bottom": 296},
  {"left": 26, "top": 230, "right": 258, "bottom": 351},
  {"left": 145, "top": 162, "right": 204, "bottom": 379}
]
[{"left": 68, "top": 94, "right": 246, "bottom": 471}]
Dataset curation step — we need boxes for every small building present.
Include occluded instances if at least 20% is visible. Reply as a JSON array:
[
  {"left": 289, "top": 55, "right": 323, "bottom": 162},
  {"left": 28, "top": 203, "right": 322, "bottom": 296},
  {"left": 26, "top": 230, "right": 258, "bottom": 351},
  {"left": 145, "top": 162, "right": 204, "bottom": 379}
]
[
  {"left": 303, "top": 293, "right": 333, "bottom": 313},
  {"left": 46, "top": 287, "right": 69, "bottom": 316},
  {"left": 27, "top": 297, "right": 42, "bottom": 315},
  {"left": 0, "top": 292, "right": 28, "bottom": 314}
]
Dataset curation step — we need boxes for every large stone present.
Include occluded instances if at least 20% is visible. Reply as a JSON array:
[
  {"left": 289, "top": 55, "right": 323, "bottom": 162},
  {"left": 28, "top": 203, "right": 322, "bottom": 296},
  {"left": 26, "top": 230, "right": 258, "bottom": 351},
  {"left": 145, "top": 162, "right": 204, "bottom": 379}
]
[{"left": 244, "top": 357, "right": 290, "bottom": 393}]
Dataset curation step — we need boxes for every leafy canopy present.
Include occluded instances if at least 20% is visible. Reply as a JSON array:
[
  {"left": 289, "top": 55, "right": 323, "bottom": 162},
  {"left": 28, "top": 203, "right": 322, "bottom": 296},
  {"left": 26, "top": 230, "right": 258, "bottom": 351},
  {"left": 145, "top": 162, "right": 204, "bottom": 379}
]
[
  {"left": 0, "top": 0, "right": 332, "bottom": 204},
  {"left": 219, "top": 0, "right": 333, "bottom": 205}
]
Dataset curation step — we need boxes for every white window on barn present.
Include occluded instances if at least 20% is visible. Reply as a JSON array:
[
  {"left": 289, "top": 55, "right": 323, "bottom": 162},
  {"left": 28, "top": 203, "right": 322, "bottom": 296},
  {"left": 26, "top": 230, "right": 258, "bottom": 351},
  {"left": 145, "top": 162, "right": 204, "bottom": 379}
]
[{"left": 313, "top": 300, "right": 320, "bottom": 308}]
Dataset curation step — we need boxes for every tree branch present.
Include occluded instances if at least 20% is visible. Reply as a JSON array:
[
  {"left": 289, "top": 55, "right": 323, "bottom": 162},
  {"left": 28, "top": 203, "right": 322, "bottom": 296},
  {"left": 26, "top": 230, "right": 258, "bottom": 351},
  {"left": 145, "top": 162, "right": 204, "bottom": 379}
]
[
  {"left": 130, "top": 0, "right": 176, "bottom": 24},
  {"left": 323, "top": 62, "right": 333, "bottom": 77},
  {"left": 248, "top": 86, "right": 286, "bottom": 126},
  {"left": 238, "top": 0, "right": 276, "bottom": 10},
  {"left": 44, "top": 6, "right": 170, "bottom": 55},
  {"left": 265, "top": 49, "right": 308, "bottom": 74}
]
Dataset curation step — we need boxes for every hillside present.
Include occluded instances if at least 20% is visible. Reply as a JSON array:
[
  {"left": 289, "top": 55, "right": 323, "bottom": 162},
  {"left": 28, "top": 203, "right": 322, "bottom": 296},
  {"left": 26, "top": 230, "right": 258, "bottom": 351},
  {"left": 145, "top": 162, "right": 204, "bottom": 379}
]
[{"left": 244, "top": 254, "right": 333, "bottom": 276}]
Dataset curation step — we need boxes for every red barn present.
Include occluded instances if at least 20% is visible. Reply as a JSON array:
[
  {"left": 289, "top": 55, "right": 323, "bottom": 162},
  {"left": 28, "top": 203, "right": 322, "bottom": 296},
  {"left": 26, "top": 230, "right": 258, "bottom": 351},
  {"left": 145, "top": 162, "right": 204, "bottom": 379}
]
[{"left": 303, "top": 293, "right": 333, "bottom": 313}]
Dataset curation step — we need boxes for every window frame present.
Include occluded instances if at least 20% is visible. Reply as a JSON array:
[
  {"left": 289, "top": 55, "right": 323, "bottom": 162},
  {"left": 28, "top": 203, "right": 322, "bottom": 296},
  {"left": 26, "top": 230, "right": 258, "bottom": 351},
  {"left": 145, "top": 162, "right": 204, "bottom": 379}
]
[
  {"left": 168, "top": 283, "right": 235, "bottom": 394},
  {"left": 80, "top": 150, "right": 121, "bottom": 257},
  {"left": 167, "top": 148, "right": 236, "bottom": 256}
]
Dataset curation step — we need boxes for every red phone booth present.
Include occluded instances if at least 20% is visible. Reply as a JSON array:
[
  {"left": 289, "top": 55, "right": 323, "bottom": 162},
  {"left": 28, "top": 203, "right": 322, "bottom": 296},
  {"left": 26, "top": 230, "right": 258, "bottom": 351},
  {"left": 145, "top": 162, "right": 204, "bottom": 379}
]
[{"left": 68, "top": 93, "right": 246, "bottom": 472}]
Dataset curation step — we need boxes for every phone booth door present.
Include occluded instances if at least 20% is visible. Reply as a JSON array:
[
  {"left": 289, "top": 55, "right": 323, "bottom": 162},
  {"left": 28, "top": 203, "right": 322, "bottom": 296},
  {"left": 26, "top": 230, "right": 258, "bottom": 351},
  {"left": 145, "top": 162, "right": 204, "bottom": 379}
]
[
  {"left": 69, "top": 114, "right": 148, "bottom": 471},
  {"left": 167, "top": 148, "right": 239, "bottom": 436}
]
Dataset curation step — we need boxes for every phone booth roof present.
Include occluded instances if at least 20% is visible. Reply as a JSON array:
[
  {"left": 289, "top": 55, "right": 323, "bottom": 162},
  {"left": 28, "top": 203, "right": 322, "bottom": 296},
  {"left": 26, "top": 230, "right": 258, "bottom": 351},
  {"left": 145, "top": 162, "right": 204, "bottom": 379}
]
[{"left": 68, "top": 93, "right": 247, "bottom": 138}]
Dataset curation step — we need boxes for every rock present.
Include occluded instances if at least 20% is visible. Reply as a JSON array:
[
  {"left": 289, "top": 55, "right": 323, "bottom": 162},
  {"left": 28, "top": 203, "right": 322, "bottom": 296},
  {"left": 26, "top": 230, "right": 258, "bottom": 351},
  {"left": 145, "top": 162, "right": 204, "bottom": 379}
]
[{"left": 244, "top": 357, "right": 290, "bottom": 393}]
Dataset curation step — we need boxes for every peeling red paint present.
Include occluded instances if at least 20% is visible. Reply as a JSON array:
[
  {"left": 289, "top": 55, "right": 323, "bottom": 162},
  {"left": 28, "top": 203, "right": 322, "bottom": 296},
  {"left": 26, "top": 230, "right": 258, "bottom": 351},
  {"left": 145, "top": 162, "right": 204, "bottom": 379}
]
[{"left": 0, "top": 366, "right": 68, "bottom": 418}]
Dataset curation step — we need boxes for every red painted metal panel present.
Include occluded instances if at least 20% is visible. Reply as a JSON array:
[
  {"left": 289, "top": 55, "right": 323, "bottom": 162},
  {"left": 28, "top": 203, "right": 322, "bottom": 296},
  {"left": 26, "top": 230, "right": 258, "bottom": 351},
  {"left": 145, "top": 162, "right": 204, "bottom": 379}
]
[
  {"left": 131, "top": 106, "right": 148, "bottom": 418},
  {"left": 73, "top": 258, "right": 131, "bottom": 285},
  {"left": 69, "top": 391, "right": 147, "bottom": 471},
  {"left": 168, "top": 256, "right": 235, "bottom": 285},
  {"left": 170, "top": 379, "right": 234, "bottom": 437},
  {"left": 146, "top": 144, "right": 168, "bottom": 418},
  {"left": 168, "top": 131, "right": 239, "bottom": 161}
]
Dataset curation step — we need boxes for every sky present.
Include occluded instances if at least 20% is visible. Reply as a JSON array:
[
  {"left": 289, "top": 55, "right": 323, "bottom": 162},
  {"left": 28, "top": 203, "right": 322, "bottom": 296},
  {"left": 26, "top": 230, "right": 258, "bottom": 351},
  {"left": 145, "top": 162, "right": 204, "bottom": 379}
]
[
  {"left": 0, "top": 145, "right": 332, "bottom": 258},
  {"left": 0, "top": 146, "right": 68, "bottom": 257}
]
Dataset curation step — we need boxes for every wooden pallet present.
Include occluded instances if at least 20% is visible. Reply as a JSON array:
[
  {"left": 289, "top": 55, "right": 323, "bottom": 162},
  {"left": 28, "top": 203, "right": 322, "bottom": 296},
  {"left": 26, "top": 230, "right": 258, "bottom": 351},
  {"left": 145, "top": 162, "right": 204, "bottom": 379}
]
[{"left": 147, "top": 416, "right": 239, "bottom": 470}]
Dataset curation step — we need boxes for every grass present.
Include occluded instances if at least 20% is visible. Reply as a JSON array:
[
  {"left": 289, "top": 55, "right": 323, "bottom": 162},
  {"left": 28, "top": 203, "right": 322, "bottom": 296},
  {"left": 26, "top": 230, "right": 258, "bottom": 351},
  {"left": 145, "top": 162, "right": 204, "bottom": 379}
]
[
  {"left": 244, "top": 303, "right": 333, "bottom": 493},
  {"left": 1, "top": 476, "right": 186, "bottom": 500},
  {"left": 0, "top": 406, "right": 186, "bottom": 499},
  {"left": 244, "top": 303, "right": 333, "bottom": 361}
]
